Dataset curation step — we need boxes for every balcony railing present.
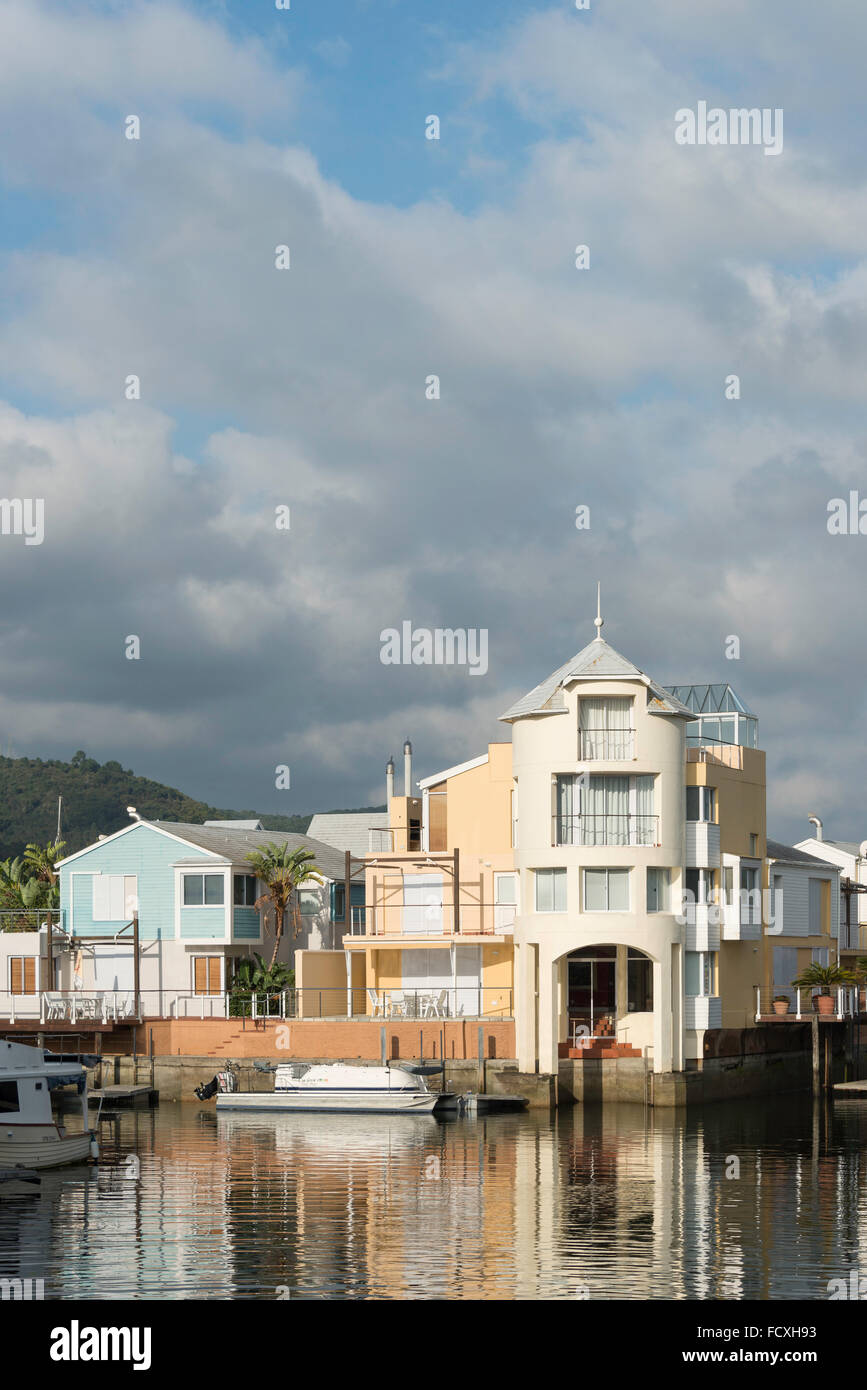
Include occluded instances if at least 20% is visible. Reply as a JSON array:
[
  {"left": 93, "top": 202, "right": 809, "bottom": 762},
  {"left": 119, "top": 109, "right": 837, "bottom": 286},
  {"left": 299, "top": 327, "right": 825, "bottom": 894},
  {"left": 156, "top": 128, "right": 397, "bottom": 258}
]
[
  {"left": 553, "top": 814, "right": 659, "bottom": 847},
  {"left": 346, "top": 901, "right": 511, "bottom": 938},
  {"left": 0, "top": 908, "right": 65, "bottom": 933},
  {"left": 579, "top": 730, "right": 634, "bottom": 760},
  {"left": 755, "top": 986, "right": 859, "bottom": 1022},
  {"left": 368, "top": 828, "right": 394, "bottom": 851}
]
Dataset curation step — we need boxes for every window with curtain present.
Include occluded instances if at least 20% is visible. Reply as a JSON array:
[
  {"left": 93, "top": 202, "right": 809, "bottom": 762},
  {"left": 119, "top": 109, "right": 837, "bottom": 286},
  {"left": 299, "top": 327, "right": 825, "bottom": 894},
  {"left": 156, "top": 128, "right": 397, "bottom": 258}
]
[
  {"left": 583, "top": 868, "right": 629, "bottom": 911},
  {"left": 535, "top": 869, "right": 567, "bottom": 913},
  {"left": 556, "top": 774, "right": 655, "bottom": 846},
  {"left": 579, "top": 698, "right": 633, "bottom": 759}
]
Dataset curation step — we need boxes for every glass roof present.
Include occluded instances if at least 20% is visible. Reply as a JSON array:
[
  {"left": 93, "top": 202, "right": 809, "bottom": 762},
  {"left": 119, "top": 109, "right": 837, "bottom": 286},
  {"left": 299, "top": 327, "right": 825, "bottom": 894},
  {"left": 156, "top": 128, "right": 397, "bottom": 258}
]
[{"left": 663, "top": 683, "right": 754, "bottom": 716}]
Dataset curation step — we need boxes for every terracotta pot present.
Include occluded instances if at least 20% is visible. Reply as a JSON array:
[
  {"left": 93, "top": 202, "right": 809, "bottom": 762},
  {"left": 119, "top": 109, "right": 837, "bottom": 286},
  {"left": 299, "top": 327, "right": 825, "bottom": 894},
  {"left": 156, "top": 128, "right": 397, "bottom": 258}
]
[
  {"left": 772, "top": 999, "right": 790, "bottom": 1016},
  {"left": 814, "top": 993, "right": 835, "bottom": 1016}
]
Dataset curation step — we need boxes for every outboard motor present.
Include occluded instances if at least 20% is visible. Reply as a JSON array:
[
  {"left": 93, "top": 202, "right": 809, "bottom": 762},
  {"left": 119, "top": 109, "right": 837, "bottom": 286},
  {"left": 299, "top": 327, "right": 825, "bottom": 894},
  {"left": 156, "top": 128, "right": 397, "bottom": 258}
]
[
  {"left": 195, "top": 1069, "right": 239, "bottom": 1101},
  {"left": 195, "top": 1076, "right": 220, "bottom": 1102}
]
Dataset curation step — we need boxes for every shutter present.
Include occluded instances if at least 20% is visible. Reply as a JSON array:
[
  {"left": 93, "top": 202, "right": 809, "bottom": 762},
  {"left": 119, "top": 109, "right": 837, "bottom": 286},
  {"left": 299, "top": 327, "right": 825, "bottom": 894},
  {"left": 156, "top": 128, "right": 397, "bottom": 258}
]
[
  {"left": 208, "top": 958, "right": 221, "bottom": 995},
  {"left": 10, "top": 958, "right": 22, "bottom": 994},
  {"left": 92, "top": 876, "right": 111, "bottom": 921},
  {"left": 193, "top": 958, "right": 207, "bottom": 994},
  {"left": 23, "top": 958, "right": 36, "bottom": 993}
]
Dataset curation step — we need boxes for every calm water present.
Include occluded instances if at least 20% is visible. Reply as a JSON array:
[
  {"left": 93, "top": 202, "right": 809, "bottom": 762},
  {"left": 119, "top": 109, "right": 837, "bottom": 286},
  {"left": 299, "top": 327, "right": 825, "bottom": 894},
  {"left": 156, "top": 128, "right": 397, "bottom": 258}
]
[{"left": 2, "top": 1095, "right": 867, "bottom": 1300}]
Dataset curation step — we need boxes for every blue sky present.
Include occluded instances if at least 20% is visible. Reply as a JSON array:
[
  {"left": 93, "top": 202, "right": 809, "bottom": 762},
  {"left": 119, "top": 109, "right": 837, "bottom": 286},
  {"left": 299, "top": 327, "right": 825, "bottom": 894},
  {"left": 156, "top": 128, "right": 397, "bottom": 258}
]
[{"left": 0, "top": 0, "right": 866, "bottom": 843}]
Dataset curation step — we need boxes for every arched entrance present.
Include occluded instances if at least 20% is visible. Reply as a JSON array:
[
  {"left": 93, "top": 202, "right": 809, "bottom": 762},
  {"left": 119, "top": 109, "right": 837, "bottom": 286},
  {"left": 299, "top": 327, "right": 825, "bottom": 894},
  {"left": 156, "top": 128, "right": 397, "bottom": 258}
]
[{"left": 564, "top": 945, "right": 653, "bottom": 1047}]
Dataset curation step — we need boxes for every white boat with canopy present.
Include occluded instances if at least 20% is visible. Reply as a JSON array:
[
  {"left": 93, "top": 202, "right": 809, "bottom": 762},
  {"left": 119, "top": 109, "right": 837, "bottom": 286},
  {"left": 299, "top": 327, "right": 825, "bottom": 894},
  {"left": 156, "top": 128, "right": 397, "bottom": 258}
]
[
  {"left": 0, "top": 1039, "right": 99, "bottom": 1169},
  {"left": 201, "top": 1063, "right": 450, "bottom": 1115}
]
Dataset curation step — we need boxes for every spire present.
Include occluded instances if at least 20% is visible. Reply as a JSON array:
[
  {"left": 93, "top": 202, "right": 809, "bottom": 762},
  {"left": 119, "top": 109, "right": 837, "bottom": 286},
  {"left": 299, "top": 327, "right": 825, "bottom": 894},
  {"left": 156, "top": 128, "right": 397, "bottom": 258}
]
[{"left": 593, "top": 581, "right": 604, "bottom": 640}]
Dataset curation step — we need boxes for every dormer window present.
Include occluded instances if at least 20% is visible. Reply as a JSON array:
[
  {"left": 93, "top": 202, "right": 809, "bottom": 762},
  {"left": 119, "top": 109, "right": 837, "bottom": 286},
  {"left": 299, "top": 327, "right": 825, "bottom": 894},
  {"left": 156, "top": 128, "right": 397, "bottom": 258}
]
[{"left": 579, "top": 698, "right": 633, "bottom": 760}]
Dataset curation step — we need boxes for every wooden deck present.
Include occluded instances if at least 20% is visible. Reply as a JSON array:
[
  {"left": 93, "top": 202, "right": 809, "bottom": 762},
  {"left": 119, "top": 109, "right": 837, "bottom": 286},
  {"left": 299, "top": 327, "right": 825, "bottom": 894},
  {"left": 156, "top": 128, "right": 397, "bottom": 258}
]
[{"left": 88, "top": 1085, "right": 158, "bottom": 1109}]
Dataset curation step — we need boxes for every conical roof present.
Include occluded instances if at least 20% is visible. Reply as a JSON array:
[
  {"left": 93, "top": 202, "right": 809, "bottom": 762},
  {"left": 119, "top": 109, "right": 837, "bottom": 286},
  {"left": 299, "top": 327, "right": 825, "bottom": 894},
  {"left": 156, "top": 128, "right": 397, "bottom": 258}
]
[{"left": 499, "top": 638, "right": 693, "bottom": 722}]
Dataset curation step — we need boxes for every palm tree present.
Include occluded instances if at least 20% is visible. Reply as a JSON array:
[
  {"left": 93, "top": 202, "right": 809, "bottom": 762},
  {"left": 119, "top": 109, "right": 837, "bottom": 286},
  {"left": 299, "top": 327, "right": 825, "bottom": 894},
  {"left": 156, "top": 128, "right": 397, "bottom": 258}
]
[
  {"left": 23, "top": 839, "right": 65, "bottom": 907},
  {"left": 245, "top": 842, "right": 321, "bottom": 968}
]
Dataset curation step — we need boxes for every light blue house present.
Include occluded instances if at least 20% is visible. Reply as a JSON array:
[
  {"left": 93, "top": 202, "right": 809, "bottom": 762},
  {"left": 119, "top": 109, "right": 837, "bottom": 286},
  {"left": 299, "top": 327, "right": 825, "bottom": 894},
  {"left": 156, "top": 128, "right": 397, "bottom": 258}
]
[{"left": 37, "top": 816, "right": 356, "bottom": 1018}]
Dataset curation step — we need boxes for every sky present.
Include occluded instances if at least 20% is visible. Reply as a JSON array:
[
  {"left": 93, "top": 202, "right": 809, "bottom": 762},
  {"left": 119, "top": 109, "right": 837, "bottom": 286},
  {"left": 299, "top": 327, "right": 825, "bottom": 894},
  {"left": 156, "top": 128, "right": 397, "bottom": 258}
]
[{"left": 0, "top": 0, "right": 866, "bottom": 841}]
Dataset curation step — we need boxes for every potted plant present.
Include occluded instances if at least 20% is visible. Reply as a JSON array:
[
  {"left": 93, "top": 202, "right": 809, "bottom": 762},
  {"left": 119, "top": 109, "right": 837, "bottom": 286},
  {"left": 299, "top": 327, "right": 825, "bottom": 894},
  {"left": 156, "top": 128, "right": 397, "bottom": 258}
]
[
  {"left": 772, "top": 994, "right": 790, "bottom": 1016},
  {"left": 790, "top": 962, "right": 856, "bottom": 1017}
]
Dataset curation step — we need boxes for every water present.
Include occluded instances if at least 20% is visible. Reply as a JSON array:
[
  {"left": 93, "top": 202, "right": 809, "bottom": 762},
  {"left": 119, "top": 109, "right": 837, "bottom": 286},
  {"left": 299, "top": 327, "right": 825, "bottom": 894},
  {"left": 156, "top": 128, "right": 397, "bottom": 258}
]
[{"left": 2, "top": 1095, "right": 866, "bottom": 1300}]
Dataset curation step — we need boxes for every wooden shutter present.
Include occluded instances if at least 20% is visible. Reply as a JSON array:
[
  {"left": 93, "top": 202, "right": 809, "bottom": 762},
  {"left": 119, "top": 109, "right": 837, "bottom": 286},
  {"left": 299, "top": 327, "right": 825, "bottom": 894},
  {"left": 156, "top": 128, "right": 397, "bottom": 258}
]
[
  {"left": 10, "top": 958, "right": 35, "bottom": 994},
  {"left": 208, "top": 958, "right": 221, "bottom": 995},
  {"left": 194, "top": 957, "right": 221, "bottom": 995}
]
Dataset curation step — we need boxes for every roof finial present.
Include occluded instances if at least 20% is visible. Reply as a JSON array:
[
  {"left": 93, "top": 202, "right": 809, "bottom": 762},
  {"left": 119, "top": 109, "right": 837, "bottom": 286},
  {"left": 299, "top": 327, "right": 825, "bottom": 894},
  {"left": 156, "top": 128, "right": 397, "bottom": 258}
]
[{"left": 593, "top": 581, "right": 604, "bottom": 640}]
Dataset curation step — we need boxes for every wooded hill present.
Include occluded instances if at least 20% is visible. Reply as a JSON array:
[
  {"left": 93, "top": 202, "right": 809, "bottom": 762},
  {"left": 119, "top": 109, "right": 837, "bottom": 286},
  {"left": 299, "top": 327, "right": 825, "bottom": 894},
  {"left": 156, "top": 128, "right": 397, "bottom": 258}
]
[{"left": 0, "top": 750, "right": 383, "bottom": 859}]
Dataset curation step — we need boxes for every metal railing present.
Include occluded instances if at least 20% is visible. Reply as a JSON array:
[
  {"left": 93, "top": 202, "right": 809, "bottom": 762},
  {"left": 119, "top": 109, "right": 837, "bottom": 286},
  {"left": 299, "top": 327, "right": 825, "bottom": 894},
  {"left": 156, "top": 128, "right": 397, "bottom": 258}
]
[
  {"left": 368, "top": 828, "right": 395, "bottom": 851},
  {"left": 579, "top": 730, "right": 634, "bottom": 760},
  {"left": 346, "top": 901, "right": 512, "bottom": 938},
  {"left": 553, "top": 814, "right": 659, "bottom": 847},
  {"left": 0, "top": 908, "right": 64, "bottom": 933},
  {"left": 754, "top": 986, "right": 859, "bottom": 1022},
  {"left": 1, "top": 985, "right": 513, "bottom": 1024}
]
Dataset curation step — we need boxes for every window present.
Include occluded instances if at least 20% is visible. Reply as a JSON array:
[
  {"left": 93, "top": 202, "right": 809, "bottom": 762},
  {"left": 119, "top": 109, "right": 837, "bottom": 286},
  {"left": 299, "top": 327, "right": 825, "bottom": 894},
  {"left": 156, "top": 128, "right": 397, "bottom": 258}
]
[
  {"left": 193, "top": 957, "right": 222, "bottom": 995},
  {"left": 750, "top": 833, "right": 758, "bottom": 856},
  {"left": 646, "top": 867, "right": 670, "bottom": 913},
  {"left": 740, "top": 865, "right": 760, "bottom": 925},
  {"left": 579, "top": 697, "right": 634, "bottom": 759},
  {"left": 809, "top": 878, "right": 830, "bottom": 935},
  {"left": 298, "top": 889, "right": 320, "bottom": 916},
  {"left": 535, "top": 869, "right": 567, "bottom": 913},
  {"left": 9, "top": 957, "right": 36, "bottom": 994},
  {"left": 0, "top": 1081, "right": 19, "bottom": 1114},
  {"left": 686, "top": 868, "right": 717, "bottom": 905},
  {"left": 812, "top": 947, "right": 830, "bottom": 967},
  {"left": 723, "top": 866, "right": 734, "bottom": 905},
  {"left": 628, "top": 951, "right": 653, "bottom": 1012},
  {"left": 685, "top": 786, "right": 716, "bottom": 822},
  {"left": 685, "top": 951, "right": 718, "bottom": 997},
  {"left": 584, "top": 868, "right": 630, "bottom": 912},
  {"left": 93, "top": 874, "right": 137, "bottom": 922},
  {"left": 556, "top": 774, "right": 655, "bottom": 846},
  {"left": 495, "top": 873, "right": 517, "bottom": 905},
  {"left": 233, "top": 875, "right": 257, "bottom": 907},
  {"left": 183, "top": 874, "right": 225, "bottom": 907}
]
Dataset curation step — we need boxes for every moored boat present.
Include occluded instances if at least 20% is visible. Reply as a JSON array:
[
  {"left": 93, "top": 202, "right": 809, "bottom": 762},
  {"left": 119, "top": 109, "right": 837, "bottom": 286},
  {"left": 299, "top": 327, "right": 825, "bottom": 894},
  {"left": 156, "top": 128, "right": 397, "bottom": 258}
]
[
  {"left": 0, "top": 1040, "right": 99, "bottom": 1169},
  {"left": 198, "top": 1062, "right": 453, "bottom": 1115}
]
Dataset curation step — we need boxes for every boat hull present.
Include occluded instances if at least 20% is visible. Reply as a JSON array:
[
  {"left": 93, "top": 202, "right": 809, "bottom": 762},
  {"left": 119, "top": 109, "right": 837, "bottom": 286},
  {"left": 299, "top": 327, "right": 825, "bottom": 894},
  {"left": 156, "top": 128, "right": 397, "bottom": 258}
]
[
  {"left": 216, "top": 1090, "right": 443, "bottom": 1115},
  {"left": 0, "top": 1131, "right": 97, "bottom": 1169}
]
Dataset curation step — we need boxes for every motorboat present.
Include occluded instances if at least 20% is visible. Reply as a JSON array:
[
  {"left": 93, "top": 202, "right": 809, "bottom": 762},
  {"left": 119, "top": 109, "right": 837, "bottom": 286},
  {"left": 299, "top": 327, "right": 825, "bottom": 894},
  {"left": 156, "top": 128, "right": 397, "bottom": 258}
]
[
  {"left": 197, "top": 1062, "right": 453, "bottom": 1115},
  {"left": 0, "top": 1039, "right": 99, "bottom": 1169}
]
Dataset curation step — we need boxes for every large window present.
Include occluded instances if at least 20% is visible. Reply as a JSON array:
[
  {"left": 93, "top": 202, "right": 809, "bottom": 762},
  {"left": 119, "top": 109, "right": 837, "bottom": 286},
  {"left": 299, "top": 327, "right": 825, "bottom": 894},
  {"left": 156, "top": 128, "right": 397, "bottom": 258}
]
[
  {"left": 685, "top": 868, "right": 717, "bottom": 906},
  {"left": 535, "top": 868, "right": 567, "bottom": 913},
  {"left": 686, "top": 786, "right": 716, "bottom": 823},
  {"left": 233, "top": 875, "right": 257, "bottom": 907},
  {"left": 583, "top": 868, "right": 630, "bottom": 912},
  {"left": 579, "top": 697, "right": 634, "bottom": 760},
  {"left": 183, "top": 874, "right": 225, "bottom": 907},
  {"left": 556, "top": 774, "right": 656, "bottom": 846},
  {"left": 298, "top": 890, "right": 320, "bottom": 916},
  {"left": 646, "top": 867, "right": 670, "bottom": 913}
]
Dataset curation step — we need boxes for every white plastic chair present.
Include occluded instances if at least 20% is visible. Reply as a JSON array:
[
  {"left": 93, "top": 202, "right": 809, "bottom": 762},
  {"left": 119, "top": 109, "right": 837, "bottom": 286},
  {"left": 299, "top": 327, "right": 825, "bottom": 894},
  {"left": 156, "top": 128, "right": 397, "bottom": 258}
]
[
  {"left": 424, "top": 990, "right": 449, "bottom": 1019},
  {"left": 366, "top": 988, "right": 385, "bottom": 1017},
  {"left": 45, "top": 993, "right": 67, "bottom": 1021}
]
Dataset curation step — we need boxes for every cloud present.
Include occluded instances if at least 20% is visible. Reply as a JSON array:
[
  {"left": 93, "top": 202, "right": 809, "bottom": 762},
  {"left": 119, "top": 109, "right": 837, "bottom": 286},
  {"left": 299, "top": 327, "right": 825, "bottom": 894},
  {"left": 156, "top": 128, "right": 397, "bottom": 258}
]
[{"left": 0, "top": 0, "right": 864, "bottom": 841}]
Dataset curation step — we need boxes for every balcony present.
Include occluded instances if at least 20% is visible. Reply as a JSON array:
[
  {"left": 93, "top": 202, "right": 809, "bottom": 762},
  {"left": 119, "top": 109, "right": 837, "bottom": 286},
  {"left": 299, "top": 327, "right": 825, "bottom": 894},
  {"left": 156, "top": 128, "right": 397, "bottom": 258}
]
[
  {"left": 579, "top": 730, "right": 634, "bottom": 760},
  {"left": 553, "top": 814, "right": 659, "bottom": 848}
]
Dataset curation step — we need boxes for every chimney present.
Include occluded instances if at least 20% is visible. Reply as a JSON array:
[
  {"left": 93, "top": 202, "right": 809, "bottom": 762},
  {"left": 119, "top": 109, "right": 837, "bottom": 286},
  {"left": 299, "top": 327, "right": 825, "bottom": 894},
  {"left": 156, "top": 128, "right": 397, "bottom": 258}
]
[
  {"left": 386, "top": 756, "right": 395, "bottom": 807},
  {"left": 403, "top": 739, "right": 413, "bottom": 797},
  {"left": 808, "top": 814, "right": 823, "bottom": 841}
]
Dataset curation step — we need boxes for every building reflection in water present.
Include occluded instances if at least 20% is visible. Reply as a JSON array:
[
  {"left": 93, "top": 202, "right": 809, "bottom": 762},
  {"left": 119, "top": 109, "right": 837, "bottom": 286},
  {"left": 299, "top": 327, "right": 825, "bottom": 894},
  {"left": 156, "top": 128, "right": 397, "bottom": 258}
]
[{"left": 2, "top": 1096, "right": 867, "bottom": 1300}]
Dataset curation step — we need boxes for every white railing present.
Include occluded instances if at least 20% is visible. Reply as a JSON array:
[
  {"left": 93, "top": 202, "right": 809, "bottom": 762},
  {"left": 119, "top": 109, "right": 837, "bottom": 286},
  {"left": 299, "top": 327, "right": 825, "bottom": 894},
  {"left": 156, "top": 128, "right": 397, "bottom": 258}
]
[
  {"left": 579, "top": 730, "right": 634, "bottom": 760},
  {"left": 754, "top": 986, "right": 859, "bottom": 1022}
]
